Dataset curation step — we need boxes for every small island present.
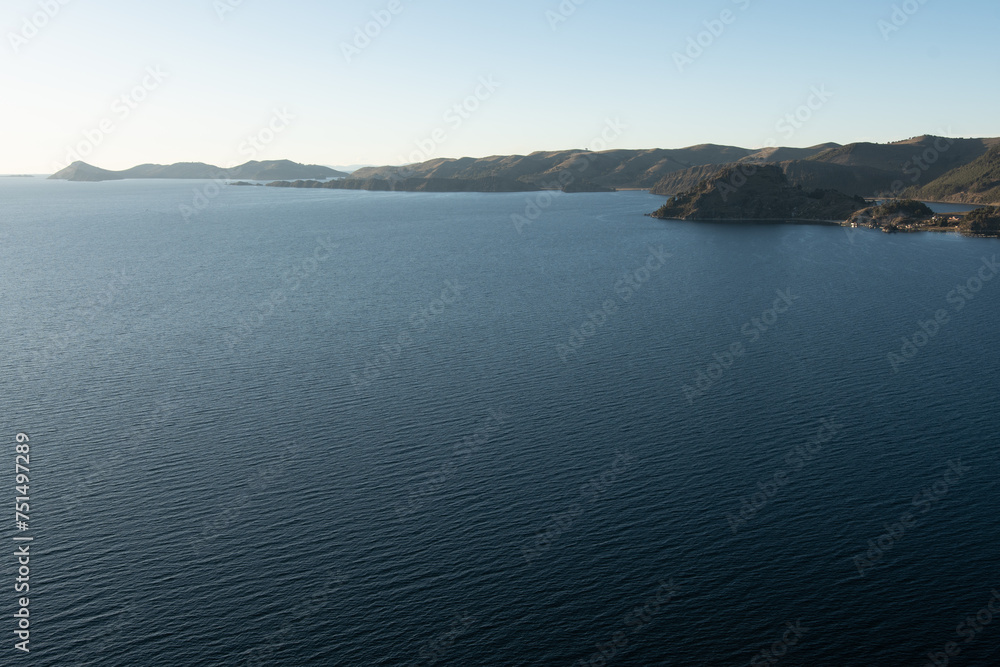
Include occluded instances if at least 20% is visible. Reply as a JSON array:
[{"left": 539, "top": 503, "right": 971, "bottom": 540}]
[
  {"left": 650, "top": 164, "right": 867, "bottom": 224},
  {"left": 847, "top": 200, "right": 942, "bottom": 233},
  {"left": 960, "top": 205, "right": 1000, "bottom": 236}
]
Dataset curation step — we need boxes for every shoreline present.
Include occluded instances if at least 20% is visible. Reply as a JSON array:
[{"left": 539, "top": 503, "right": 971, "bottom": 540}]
[{"left": 647, "top": 215, "right": 843, "bottom": 226}]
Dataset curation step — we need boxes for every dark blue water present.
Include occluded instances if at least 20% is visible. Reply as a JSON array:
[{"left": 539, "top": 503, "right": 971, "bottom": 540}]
[{"left": 2, "top": 178, "right": 998, "bottom": 666}]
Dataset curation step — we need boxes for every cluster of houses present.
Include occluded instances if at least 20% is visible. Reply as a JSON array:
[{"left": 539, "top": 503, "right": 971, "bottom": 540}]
[{"left": 847, "top": 212, "right": 962, "bottom": 233}]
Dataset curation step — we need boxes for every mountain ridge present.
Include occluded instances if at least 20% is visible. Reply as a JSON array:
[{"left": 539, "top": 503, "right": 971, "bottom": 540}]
[
  {"left": 650, "top": 135, "right": 1000, "bottom": 200},
  {"left": 46, "top": 135, "right": 1000, "bottom": 201},
  {"left": 49, "top": 160, "right": 348, "bottom": 182}
]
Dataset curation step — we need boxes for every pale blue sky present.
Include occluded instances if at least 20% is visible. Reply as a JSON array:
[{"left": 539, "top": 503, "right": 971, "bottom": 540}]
[{"left": 1, "top": 0, "right": 997, "bottom": 173}]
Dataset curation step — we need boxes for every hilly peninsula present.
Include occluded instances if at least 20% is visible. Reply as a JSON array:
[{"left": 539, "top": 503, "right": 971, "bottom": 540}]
[
  {"left": 49, "top": 160, "right": 347, "bottom": 182},
  {"left": 650, "top": 164, "right": 867, "bottom": 223}
]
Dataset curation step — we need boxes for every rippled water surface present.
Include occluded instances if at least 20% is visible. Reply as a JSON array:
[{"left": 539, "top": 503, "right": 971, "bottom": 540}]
[{"left": 1, "top": 178, "right": 998, "bottom": 666}]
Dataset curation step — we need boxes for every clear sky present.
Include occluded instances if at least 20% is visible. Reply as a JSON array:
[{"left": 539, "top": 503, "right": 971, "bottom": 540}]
[{"left": 1, "top": 0, "right": 998, "bottom": 173}]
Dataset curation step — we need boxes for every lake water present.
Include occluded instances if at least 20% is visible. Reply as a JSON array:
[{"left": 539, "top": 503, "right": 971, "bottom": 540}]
[{"left": 1, "top": 178, "right": 998, "bottom": 666}]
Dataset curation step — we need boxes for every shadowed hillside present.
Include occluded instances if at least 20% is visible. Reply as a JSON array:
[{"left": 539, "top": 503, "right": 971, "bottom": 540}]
[
  {"left": 650, "top": 164, "right": 866, "bottom": 222},
  {"left": 651, "top": 160, "right": 895, "bottom": 198},
  {"left": 651, "top": 136, "right": 999, "bottom": 199},
  {"left": 906, "top": 144, "right": 1000, "bottom": 204}
]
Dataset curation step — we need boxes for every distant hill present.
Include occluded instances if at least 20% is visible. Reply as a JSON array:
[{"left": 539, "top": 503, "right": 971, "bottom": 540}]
[
  {"left": 650, "top": 164, "right": 866, "bottom": 223},
  {"left": 49, "top": 160, "right": 348, "bottom": 182},
  {"left": 805, "top": 135, "right": 994, "bottom": 189},
  {"left": 49, "top": 162, "right": 123, "bottom": 182},
  {"left": 738, "top": 143, "right": 840, "bottom": 164},
  {"left": 349, "top": 145, "right": 764, "bottom": 190},
  {"left": 905, "top": 144, "right": 1000, "bottom": 204},
  {"left": 329, "top": 164, "right": 373, "bottom": 174},
  {"left": 49, "top": 135, "right": 1000, "bottom": 199},
  {"left": 651, "top": 136, "right": 1000, "bottom": 198}
]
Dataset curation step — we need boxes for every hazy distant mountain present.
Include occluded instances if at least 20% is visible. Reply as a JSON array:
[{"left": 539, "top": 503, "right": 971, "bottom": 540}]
[
  {"left": 49, "top": 160, "right": 348, "bottom": 182},
  {"left": 906, "top": 143, "right": 1000, "bottom": 204},
  {"left": 49, "top": 162, "right": 123, "bottom": 182},
  {"left": 329, "top": 164, "right": 373, "bottom": 174}
]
